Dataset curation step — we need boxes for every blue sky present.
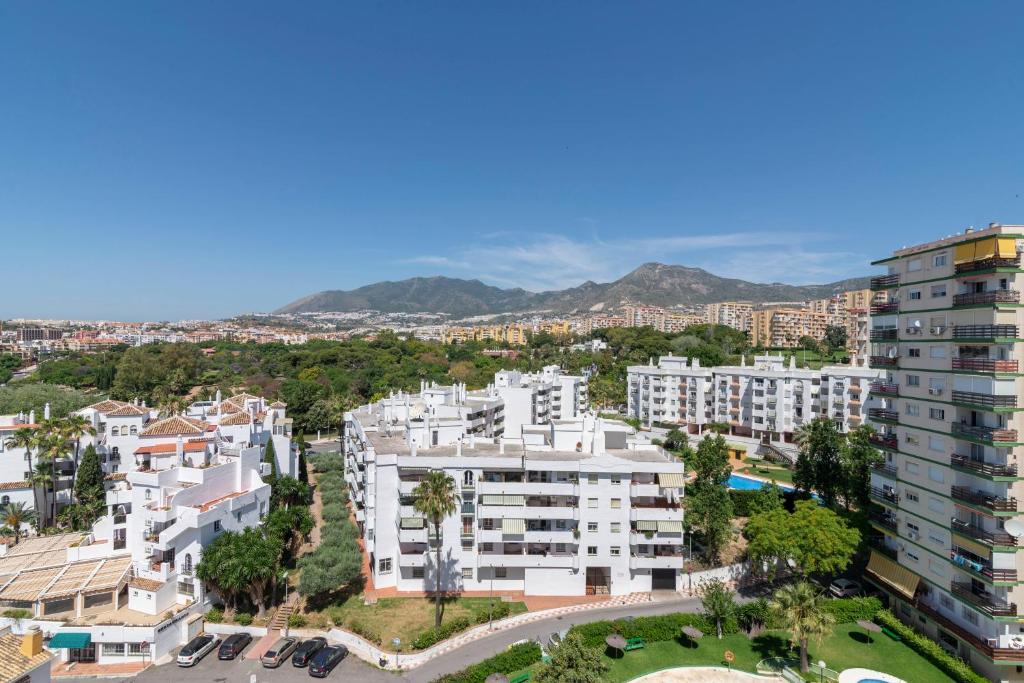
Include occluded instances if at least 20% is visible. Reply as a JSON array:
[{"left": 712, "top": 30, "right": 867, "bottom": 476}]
[{"left": 2, "top": 2, "right": 1022, "bottom": 320}]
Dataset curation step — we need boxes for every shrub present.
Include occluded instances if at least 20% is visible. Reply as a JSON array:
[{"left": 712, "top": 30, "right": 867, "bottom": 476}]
[
  {"left": 321, "top": 503, "right": 348, "bottom": 523},
  {"left": 875, "top": 609, "right": 986, "bottom": 683},
  {"left": 205, "top": 607, "right": 224, "bottom": 623},
  {"left": 569, "top": 612, "right": 718, "bottom": 648},
  {"left": 736, "top": 598, "right": 773, "bottom": 631},
  {"left": 823, "top": 596, "right": 882, "bottom": 624},
  {"left": 432, "top": 641, "right": 542, "bottom": 683},
  {"left": 729, "top": 489, "right": 760, "bottom": 517},
  {"left": 235, "top": 612, "right": 253, "bottom": 626},
  {"left": 2, "top": 608, "right": 31, "bottom": 620},
  {"left": 288, "top": 613, "right": 308, "bottom": 628},
  {"left": 412, "top": 616, "right": 473, "bottom": 650},
  {"left": 473, "top": 601, "right": 511, "bottom": 624},
  {"left": 347, "top": 618, "right": 382, "bottom": 645}
]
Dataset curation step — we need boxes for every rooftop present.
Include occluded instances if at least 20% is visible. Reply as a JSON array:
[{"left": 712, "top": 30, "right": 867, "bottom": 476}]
[{"left": 0, "top": 633, "right": 51, "bottom": 681}]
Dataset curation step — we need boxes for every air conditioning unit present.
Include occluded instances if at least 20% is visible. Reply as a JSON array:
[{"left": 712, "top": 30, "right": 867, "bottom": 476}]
[
  {"left": 931, "top": 325, "right": 947, "bottom": 335},
  {"left": 907, "top": 530, "right": 919, "bottom": 541},
  {"left": 906, "top": 327, "right": 921, "bottom": 335},
  {"left": 928, "top": 387, "right": 943, "bottom": 395}
]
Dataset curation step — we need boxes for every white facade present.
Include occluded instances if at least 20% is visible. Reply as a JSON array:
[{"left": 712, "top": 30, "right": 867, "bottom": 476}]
[
  {"left": 345, "top": 384, "right": 684, "bottom": 598},
  {"left": 493, "top": 365, "right": 588, "bottom": 437}
]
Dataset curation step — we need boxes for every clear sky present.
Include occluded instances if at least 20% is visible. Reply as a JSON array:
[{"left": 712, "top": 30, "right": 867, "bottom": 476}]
[{"left": 2, "top": 2, "right": 1022, "bottom": 320}]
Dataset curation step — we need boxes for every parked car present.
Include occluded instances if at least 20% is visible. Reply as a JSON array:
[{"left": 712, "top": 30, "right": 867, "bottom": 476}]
[
  {"left": 218, "top": 632, "right": 253, "bottom": 660},
  {"left": 261, "top": 637, "right": 298, "bottom": 668},
  {"left": 292, "top": 637, "right": 328, "bottom": 667},
  {"left": 829, "top": 578, "right": 862, "bottom": 598},
  {"left": 177, "top": 634, "right": 219, "bottom": 667},
  {"left": 309, "top": 645, "right": 348, "bottom": 677}
]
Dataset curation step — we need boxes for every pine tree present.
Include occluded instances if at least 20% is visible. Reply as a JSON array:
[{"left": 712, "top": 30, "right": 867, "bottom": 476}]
[
  {"left": 295, "top": 431, "right": 309, "bottom": 485},
  {"left": 73, "top": 445, "right": 105, "bottom": 508},
  {"left": 263, "top": 438, "right": 278, "bottom": 485}
]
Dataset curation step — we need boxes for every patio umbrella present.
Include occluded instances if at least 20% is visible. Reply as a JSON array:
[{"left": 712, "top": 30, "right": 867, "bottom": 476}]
[
  {"left": 485, "top": 674, "right": 509, "bottom": 683},
  {"left": 681, "top": 625, "right": 704, "bottom": 649},
  {"left": 605, "top": 633, "right": 627, "bottom": 657},
  {"left": 856, "top": 619, "right": 881, "bottom": 643}
]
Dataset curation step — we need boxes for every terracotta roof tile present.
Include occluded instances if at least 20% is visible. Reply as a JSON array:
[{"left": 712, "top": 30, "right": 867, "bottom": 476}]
[
  {"left": 128, "top": 577, "right": 163, "bottom": 592},
  {"left": 106, "top": 404, "right": 147, "bottom": 417},
  {"left": 269, "top": 401, "right": 287, "bottom": 409},
  {"left": 86, "top": 400, "right": 132, "bottom": 414},
  {"left": 134, "top": 441, "right": 208, "bottom": 455},
  {"left": 0, "top": 632, "right": 52, "bottom": 680},
  {"left": 104, "top": 473, "right": 127, "bottom": 482},
  {"left": 140, "top": 416, "right": 207, "bottom": 437},
  {"left": 218, "top": 412, "right": 252, "bottom": 426},
  {"left": 0, "top": 481, "right": 30, "bottom": 491}
]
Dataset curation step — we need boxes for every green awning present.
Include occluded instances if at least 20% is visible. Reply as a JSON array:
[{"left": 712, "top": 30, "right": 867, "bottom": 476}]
[
  {"left": 49, "top": 632, "right": 91, "bottom": 649},
  {"left": 400, "top": 517, "right": 425, "bottom": 529},
  {"left": 481, "top": 494, "right": 525, "bottom": 506},
  {"left": 657, "top": 472, "right": 686, "bottom": 488},
  {"left": 502, "top": 518, "right": 525, "bottom": 534},
  {"left": 657, "top": 521, "right": 684, "bottom": 533},
  {"left": 636, "top": 521, "right": 658, "bottom": 531}
]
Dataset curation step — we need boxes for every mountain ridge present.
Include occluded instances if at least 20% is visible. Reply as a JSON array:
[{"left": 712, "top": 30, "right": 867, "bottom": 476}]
[{"left": 274, "top": 263, "right": 871, "bottom": 317}]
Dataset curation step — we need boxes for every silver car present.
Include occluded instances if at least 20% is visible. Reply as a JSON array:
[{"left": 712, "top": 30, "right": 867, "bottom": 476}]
[{"left": 261, "top": 636, "right": 298, "bottom": 668}]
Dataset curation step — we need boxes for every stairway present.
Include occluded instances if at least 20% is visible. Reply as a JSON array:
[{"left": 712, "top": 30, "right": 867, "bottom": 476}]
[{"left": 269, "top": 602, "right": 295, "bottom": 632}]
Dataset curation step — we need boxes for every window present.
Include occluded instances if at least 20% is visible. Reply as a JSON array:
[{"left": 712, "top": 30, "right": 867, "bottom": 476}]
[
  {"left": 461, "top": 538, "right": 473, "bottom": 550},
  {"left": 111, "top": 426, "right": 120, "bottom": 437},
  {"left": 587, "top": 546, "right": 597, "bottom": 556},
  {"left": 462, "top": 568, "right": 473, "bottom": 580},
  {"left": 587, "top": 498, "right": 598, "bottom": 509},
  {"left": 905, "top": 433, "right": 920, "bottom": 445},
  {"left": 128, "top": 643, "right": 148, "bottom": 655},
  {"left": 905, "top": 403, "right": 920, "bottom": 417},
  {"left": 378, "top": 558, "right": 392, "bottom": 574},
  {"left": 905, "top": 461, "right": 920, "bottom": 474},
  {"left": 905, "top": 491, "right": 919, "bottom": 503},
  {"left": 928, "top": 436, "right": 944, "bottom": 452},
  {"left": 907, "top": 521, "right": 920, "bottom": 533},
  {"left": 929, "top": 346, "right": 946, "bottom": 359},
  {"left": 144, "top": 489, "right": 152, "bottom": 501},
  {"left": 906, "top": 375, "right": 920, "bottom": 387},
  {"left": 495, "top": 567, "right": 507, "bottom": 578},
  {"left": 907, "top": 551, "right": 920, "bottom": 562},
  {"left": 929, "top": 408, "right": 945, "bottom": 421},
  {"left": 928, "top": 466, "right": 945, "bottom": 483},
  {"left": 412, "top": 567, "right": 424, "bottom": 579},
  {"left": 929, "top": 377, "right": 946, "bottom": 393},
  {"left": 130, "top": 425, "right": 138, "bottom": 435},
  {"left": 908, "top": 348, "right": 921, "bottom": 358},
  {"left": 587, "top": 473, "right": 598, "bottom": 485},
  {"left": 909, "top": 290, "right": 922, "bottom": 300},
  {"left": 610, "top": 475, "right": 621, "bottom": 486},
  {"left": 928, "top": 498, "right": 944, "bottom": 513},
  {"left": 610, "top": 546, "right": 621, "bottom": 557},
  {"left": 962, "top": 607, "right": 979, "bottom": 626},
  {"left": 928, "top": 531, "right": 944, "bottom": 546},
  {"left": 0, "top": 496, "right": 8, "bottom": 506},
  {"left": 928, "top": 559, "right": 945, "bottom": 577},
  {"left": 931, "top": 285, "right": 947, "bottom": 298},
  {"left": 587, "top": 522, "right": 598, "bottom": 532},
  {"left": 934, "top": 253, "right": 948, "bottom": 268},
  {"left": 610, "top": 498, "right": 621, "bottom": 509},
  {"left": 939, "top": 594, "right": 954, "bottom": 610},
  {"left": 102, "top": 643, "right": 125, "bottom": 656},
  {"left": 908, "top": 258, "right": 923, "bottom": 272},
  {"left": 482, "top": 543, "right": 493, "bottom": 552},
  {"left": 610, "top": 522, "right": 621, "bottom": 534}
]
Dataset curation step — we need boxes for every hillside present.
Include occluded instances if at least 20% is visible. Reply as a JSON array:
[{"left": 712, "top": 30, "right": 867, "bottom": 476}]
[{"left": 273, "top": 263, "right": 870, "bottom": 317}]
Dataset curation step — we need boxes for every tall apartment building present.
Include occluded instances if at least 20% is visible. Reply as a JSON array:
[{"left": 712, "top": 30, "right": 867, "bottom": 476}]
[
  {"left": 580, "top": 315, "right": 627, "bottom": 334},
  {"left": 493, "top": 366, "right": 589, "bottom": 437},
  {"left": 16, "top": 328, "right": 63, "bottom": 342},
  {"left": 750, "top": 307, "right": 836, "bottom": 349},
  {"left": 865, "top": 225, "right": 1024, "bottom": 682},
  {"left": 344, "top": 397, "right": 685, "bottom": 597},
  {"left": 627, "top": 354, "right": 881, "bottom": 440},
  {"left": 705, "top": 302, "right": 754, "bottom": 332}
]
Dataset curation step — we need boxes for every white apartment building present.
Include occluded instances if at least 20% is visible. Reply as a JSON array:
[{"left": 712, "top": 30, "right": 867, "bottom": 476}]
[
  {"left": 493, "top": 366, "right": 588, "bottom": 437},
  {"left": 627, "top": 354, "right": 882, "bottom": 441},
  {"left": 344, "top": 387, "right": 685, "bottom": 597},
  {"left": 865, "top": 225, "right": 1024, "bottom": 682}
]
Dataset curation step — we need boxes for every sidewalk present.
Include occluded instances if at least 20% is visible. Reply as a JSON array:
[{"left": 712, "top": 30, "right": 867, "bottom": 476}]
[{"left": 52, "top": 660, "right": 149, "bottom": 678}]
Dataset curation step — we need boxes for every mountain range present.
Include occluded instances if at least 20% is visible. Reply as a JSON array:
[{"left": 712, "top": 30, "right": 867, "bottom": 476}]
[{"left": 274, "top": 263, "right": 870, "bottom": 318}]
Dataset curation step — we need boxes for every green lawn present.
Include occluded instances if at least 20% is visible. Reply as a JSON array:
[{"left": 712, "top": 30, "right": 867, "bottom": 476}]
[
  {"left": 737, "top": 463, "right": 795, "bottom": 485},
  {"left": 512, "top": 624, "right": 954, "bottom": 682}
]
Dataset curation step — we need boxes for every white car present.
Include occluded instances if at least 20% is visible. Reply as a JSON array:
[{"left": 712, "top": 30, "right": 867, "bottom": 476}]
[
  {"left": 177, "top": 633, "right": 219, "bottom": 667},
  {"left": 829, "top": 578, "right": 861, "bottom": 598}
]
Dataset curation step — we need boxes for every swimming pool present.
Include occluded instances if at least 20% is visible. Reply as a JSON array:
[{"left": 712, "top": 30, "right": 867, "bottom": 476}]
[{"left": 727, "top": 473, "right": 794, "bottom": 491}]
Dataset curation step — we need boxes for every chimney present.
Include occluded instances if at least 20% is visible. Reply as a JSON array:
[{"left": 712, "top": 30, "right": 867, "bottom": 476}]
[
  {"left": 20, "top": 627, "right": 41, "bottom": 658},
  {"left": 176, "top": 435, "right": 184, "bottom": 462},
  {"left": 410, "top": 439, "right": 418, "bottom": 458},
  {"left": 43, "top": 403, "right": 50, "bottom": 420},
  {"left": 456, "top": 438, "right": 462, "bottom": 457},
  {"left": 469, "top": 433, "right": 476, "bottom": 449}
]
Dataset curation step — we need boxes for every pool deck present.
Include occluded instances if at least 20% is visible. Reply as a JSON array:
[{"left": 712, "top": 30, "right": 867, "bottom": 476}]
[{"left": 630, "top": 666, "right": 781, "bottom": 682}]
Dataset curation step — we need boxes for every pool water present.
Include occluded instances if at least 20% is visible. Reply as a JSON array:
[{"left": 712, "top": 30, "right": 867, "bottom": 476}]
[{"left": 727, "top": 473, "right": 794, "bottom": 491}]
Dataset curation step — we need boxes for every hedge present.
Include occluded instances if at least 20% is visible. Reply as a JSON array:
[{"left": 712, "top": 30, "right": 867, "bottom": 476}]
[
  {"left": 473, "top": 601, "right": 511, "bottom": 624},
  {"left": 347, "top": 618, "right": 382, "bottom": 645},
  {"left": 412, "top": 616, "right": 473, "bottom": 650},
  {"left": 569, "top": 612, "right": 721, "bottom": 648},
  {"left": 875, "top": 610, "right": 987, "bottom": 683},
  {"left": 432, "top": 642, "right": 542, "bottom": 683}
]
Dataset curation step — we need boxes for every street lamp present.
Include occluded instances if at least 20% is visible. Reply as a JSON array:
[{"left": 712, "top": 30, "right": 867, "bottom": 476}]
[{"left": 281, "top": 570, "right": 290, "bottom": 635}]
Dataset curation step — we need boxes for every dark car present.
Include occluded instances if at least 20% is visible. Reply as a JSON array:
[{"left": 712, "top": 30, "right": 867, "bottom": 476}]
[
  {"left": 292, "top": 637, "right": 328, "bottom": 667},
  {"left": 309, "top": 645, "right": 348, "bottom": 677},
  {"left": 218, "top": 632, "right": 253, "bottom": 660}
]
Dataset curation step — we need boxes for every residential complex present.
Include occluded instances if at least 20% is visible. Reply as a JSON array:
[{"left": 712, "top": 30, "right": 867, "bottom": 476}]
[
  {"left": 493, "top": 366, "right": 589, "bottom": 437},
  {"left": 627, "top": 354, "right": 881, "bottom": 440},
  {"left": 622, "top": 306, "right": 705, "bottom": 334},
  {"left": 865, "top": 224, "right": 1024, "bottom": 682},
  {"left": 705, "top": 302, "right": 754, "bottom": 332},
  {"left": 344, "top": 374, "right": 685, "bottom": 597},
  {"left": 442, "top": 322, "right": 571, "bottom": 346}
]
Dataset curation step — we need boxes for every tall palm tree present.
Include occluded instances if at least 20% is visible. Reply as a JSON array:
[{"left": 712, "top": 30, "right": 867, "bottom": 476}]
[
  {"left": 4, "top": 428, "right": 42, "bottom": 527},
  {"left": 38, "top": 423, "right": 69, "bottom": 527},
  {"left": 0, "top": 503, "right": 37, "bottom": 544},
  {"left": 29, "top": 463, "right": 53, "bottom": 530},
  {"left": 413, "top": 469, "right": 459, "bottom": 628},
  {"left": 769, "top": 581, "right": 835, "bottom": 672},
  {"left": 60, "top": 414, "right": 96, "bottom": 491}
]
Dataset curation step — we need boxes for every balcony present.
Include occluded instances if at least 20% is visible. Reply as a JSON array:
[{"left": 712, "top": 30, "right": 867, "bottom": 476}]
[
  {"left": 870, "top": 274, "right": 900, "bottom": 289},
  {"left": 476, "top": 552, "right": 575, "bottom": 569},
  {"left": 950, "top": 581, "right": 1016, "bottom": 617},
  {"left": 869, "top": 356, "right": 899, "bottom": 367},
  {"left": 869, "top": 329, "right": 898, "bottom": 342},
  {"left": 915, "top": 600, "right": 1024, "bottom": 662},
  {"left": 951, "top": 518, "right": 1017, "bottom": 547},
  {"left": 869, "top": 381, "right": 899, "bottom": 398},
  {"left": 952, "top": 324, "right": 1019, "bottom": 340},
  {"left": 871, "top": 462, "right": 897, "bottom": 479},
  {"left": 867, "top": 408, "right": 899, "bottom": 424},
  {"left": 950, "top": 454, "right": 1018, "bottom": 478},
  {"left": 953, "top": 290, "right": 1020, "bottom": 307},
  {"left": 869, "top": 486, "right": 899, "bottom": 506},
  {"left": 950, "top": 486, "right": 1018, "bottom": 514},
  {"left": 868, "top": 512, "right": 897, "bottom": 532},
  {"left": 951, "top": 551, "right": 1018, "bottom": 584},
  {"left": 952, "top": 391, "right": 1018, "bottom": 410},
  {"left": 951, "top": 423, "right": 1018, "bottom": 444},
  {"left": 871, "top": 301, "right": 899, "bottom": 315},
  {"left": 952, "top": 358, "right": 1019, "bottom": 373},
  {"left": 955, "top": 255, "right": 1021, "bottom": 274},
  {"left": 868, "top": 434, "right": 898, "bottom": 450}
]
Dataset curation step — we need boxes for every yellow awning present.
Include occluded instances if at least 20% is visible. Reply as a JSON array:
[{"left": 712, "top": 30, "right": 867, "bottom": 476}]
[
  {"left": 998, "top": 237, "right": 1018, "bottom": 259},
  {"left": 954, "top": 242, "right": 976, "bottom": 265},
  {"left": 481, "top": 494, "right": 525, "bottom": 506},
  {"left": 975, "top": 238, "right": 997, "bottom": 261},
  {"left": 636, "top": 521, "right": 658, "bottom": 531},
  {"left": 501, "top": 518, "right": 525, "bottom": 534},
  {"left": 866, "top": 551, "right": 921, "bottom": 600},
  {"left": 657, "top": 472, "right": 686, "bottom": 488},
  {"left": 952, "top": 533, "right": 992, "bottom": 560},
  {"left": 657, "top": 521, "right": 684, "bottom": 533},
  {"left": 400, "top": 517, "right": 425, "bottom": 529}
]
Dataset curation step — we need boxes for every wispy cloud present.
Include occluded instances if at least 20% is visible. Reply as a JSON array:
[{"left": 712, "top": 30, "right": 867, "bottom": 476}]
[{"left": 402, "top": 231, "right": 869, "bottom": 291}]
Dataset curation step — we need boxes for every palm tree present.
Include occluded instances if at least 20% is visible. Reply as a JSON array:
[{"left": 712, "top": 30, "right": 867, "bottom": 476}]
[
  {"left": 37, "top": 423, "right": 69, "bottom": 527},
  {"left": 60, "top": 414, "right": 96, "bottom": 490},
  {"left": 698, "top": 578, "right": 736, "bottom": 639},
  {"left": 4, "top": 428, "right": 43, "bottom": 527},
  {"left": 0, "top": 502, "right": 37, "bottom": 544},
  {"left": 769, "top": 581, "right": 835, "bottom": 672},
  {"left": 413, "top": 469, "right": 459, "bottom": 628},
  {"left": 29, "top": 463, "right": 53, "bottom": 529}
]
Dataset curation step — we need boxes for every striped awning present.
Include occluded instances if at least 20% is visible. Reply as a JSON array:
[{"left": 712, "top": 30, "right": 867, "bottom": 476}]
[
  {"left": 400, "top": 517, "right": 425, "bottom": 529},
  {"left": 866, "top": 550, "right": 921, "bottom": 600},
  {"left": 952, "top": 533, "right": 992, "bottom": 561},
  {"left": 657, "top": 521, "right": 684, "bottom": 533},
  {"left": 636, "top": 521, "right": 658, "bottom": 531},
  {"left": 501, "top": 518, "right": 526, "bottom": 535},
  {"left": 481, "top": 494, "right": 525, "bottom": 506},
  {"left": 657, "top": 472, "right": 686, "bottom": 488}
]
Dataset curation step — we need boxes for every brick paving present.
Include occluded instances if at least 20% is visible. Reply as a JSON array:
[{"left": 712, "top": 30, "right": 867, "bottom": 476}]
[{"left": 52, "top": 660, "right": 149, "bottom": 678}]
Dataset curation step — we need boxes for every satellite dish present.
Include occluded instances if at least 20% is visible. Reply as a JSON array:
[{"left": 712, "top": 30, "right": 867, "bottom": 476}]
[
  {"left": 1005, "top": 519, "right": 1024, "bottom": 538},
  {"left": 912, "top": 320, "right": 922, "bottom": 328}
]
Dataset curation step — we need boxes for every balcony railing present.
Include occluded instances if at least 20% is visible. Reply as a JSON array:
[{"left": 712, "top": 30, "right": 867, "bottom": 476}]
[
  {"left": 951, "top": 551, "right": 1018, "bottom": 583},
  {"left": 870, "top": 356, "right": 899, "bottom": 367},
  {"left": 868, "top": 512, "right": 897, "bottom": 532},
  {"left": 870, "top": 274, "right": 900, "bottom": 289},
  {"left": 953, "top": 290, "right": 1020, "bottom": 307},
  {"left": 868, "top": 408, "right": 899, "bottom": 423},
  {"left": 871, "top": 301, "right": 899, "bottom": 314},
  {"left": 870, "top": 329, "right": 898, "bottom": 342},
  {"left": 868, "top": 434, "right": 898, "bottom": 450},
  {"left": 113, "top": 514, "right": 127, "bottom": 525},
  {"left": 113, "top": 539, "right": 126, "bottom": 550},
  {"left": 955, "top": 256, "right": 1021, "bottom": 274},
  {"left": 950, "top": 486, "right": 1018, "bottom": 513},
  {"left": 951, "top": 518, "right": 1017, "bottom": 546},
  {"left": 952, "top": 423, "right": 1018, "bottom": 443},
  {"left": 916, "top": 600, "right": 1024, "bottom": 662},
  {"left": 952, "top": 358, "right": 1019, "bottom": 373},
  {"left": 950, "top": 581, "right": 1016, "bottom": 617},
  {"left": 952, "top": 325, "right": 1019, "bottom": 340},
  {"left": 951, "top": 391, "right": 1018, "bottom": 410},
  {"left": 869, "top": 381, "right": 899, "bottom": 397},
  {"left": 872, "top": 462, "right": 897, "bottom": 478},
  {"left": 950, "top": 454, "right": 1018, "bottom": 478},
  {"left": 869, "top": 486, "right": 899, "bottom": 505}
]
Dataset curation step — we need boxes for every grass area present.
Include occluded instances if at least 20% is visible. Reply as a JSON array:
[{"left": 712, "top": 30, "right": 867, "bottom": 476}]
[
  {"left": 305, "top": 594, "right": 527, "bottom": 651},
  {"left": 737, "top": 463, "right": 795, "bottom": 485}
]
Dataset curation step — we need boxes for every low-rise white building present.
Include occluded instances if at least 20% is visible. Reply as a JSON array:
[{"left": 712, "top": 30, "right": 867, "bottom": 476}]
[{"left": 493, "top": 365, "right": 588, "bottom": 437}]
